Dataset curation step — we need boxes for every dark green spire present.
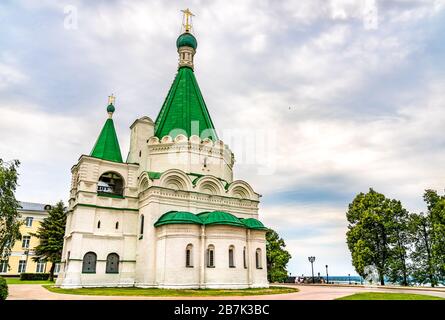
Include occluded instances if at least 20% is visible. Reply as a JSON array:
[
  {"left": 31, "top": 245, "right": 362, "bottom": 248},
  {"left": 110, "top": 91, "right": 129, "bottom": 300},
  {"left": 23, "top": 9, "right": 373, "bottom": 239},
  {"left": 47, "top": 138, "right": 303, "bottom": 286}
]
[
  {"left": 90, "top": 99, "right": 123, "bottom": 163},
  {"left": 154, "top": 65, "right": 218, "bottom": 141}
]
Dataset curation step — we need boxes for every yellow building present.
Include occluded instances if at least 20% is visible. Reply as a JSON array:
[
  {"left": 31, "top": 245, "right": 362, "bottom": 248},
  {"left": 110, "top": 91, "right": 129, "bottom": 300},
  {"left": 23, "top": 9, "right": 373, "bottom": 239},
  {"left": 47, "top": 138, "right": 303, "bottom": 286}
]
[{"left": 0, "top": 202, "right": 60, "bottom": 276}]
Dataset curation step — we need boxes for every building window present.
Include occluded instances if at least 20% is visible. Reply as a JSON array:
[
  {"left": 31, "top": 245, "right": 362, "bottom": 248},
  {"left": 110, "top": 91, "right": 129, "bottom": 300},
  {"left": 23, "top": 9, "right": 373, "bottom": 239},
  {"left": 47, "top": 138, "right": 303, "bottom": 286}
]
[
  {"left": 97, "top": 172, "right": 124, "bottom": 196},
  {"left": 207, "top": 245, "right": 215, "bottom": 268},
  {"left": 54, "top": 263, "right": 61, "bottom": 274},
  {"left": 256, "top": 248, "right": 262, "bottom": 269},
  {"left": 22, "top": 235, "right": 31, "bottom": 249},
  {"left": 186, "top": 244, "right": 193, "bottom": 267},
  {"left": 243, "top": 247, "right": 247, "bottom": 269},
  {"left": 0, "top": 260, "right": 8, "bottom": 273},
  {"left": 36, "top": 260, "right": 46, "bottom": 273},
  {"left": 106, "top": 253, "right": 119, "bottom": 274},
  {"left": 97, "top": 220, "right": 101, "bottom": 229},
  {"left": 82, "top": 252, "right": 97, "bottom": 273},
  {"left": 139, "top": 215, "right": 144, "bottom": 239},
  {"left": 25, "top": 217, "right": 33, "bottom": 227},
  {"left": 18, "top": 260, "right": 27, "bottom": 273},
  {"left": 115, "top": 221, "right": 119, "bottom": 230},
  {"left": 229, "top": 246, "right": 235, "bottom": 268}
]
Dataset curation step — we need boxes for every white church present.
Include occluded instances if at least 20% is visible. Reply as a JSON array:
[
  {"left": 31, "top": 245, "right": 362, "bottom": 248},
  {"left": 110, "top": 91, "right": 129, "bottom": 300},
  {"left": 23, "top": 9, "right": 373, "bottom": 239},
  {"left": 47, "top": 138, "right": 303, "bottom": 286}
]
[{"left": 56, "top": 10, "right": 269, "bottom": 289}]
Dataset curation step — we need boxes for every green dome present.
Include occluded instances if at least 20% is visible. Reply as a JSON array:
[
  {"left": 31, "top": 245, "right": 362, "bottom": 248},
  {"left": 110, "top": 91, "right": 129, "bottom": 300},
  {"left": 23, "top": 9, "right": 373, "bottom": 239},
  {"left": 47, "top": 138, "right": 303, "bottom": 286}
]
[
  {"left": 176, "top": 32, "right": 197, "bottom": 50},
  {"left": 197, "top": 211, "right": 245, "bottom": 228},
  {"left": 107, "top": 103, "right": 115, "bottom": 113},
  {"left": 154, "top": 211, "right": 203, "bottom": 227},
  {"left": 240, "top": 218, "right": 268, "bottom": 230}
]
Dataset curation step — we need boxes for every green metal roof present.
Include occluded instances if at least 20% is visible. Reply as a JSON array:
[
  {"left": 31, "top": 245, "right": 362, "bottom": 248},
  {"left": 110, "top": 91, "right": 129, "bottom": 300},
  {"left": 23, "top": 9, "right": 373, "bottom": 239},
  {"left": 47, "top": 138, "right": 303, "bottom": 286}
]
[
  {"left": 197, "top": 211, "right": 246, "bottom": 228},
  {"left": 147, "top": 171, "right": 162, "bottom": 180},
  {"left": 176, "top": 32, "right": 197, "bottom": 50},
  {"left": 90, "top": 116, "right": 123, "bottom": 163},
  {"left": 154, "top": 66, "right": 218, "bottom": 140},
  {"left": 154, "top": 211, "right": 203, "bottom": 227},
  {"left": 154, "top": 210, "right": 268, "bottom": 230},
  {"left": 240, "top": 218, "right": 268, "bottom": 230}
]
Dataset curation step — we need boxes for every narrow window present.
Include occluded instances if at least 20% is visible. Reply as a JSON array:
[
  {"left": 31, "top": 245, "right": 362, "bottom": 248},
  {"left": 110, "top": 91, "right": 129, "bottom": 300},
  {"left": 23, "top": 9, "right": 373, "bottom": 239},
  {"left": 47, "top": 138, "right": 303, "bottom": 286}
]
[
  {"left": 25, "top": 217, "right": 33, "bottom": 227},
  {"left": 256, "top": 248, "right": 262, "bottom": 269},
  {"left": 139, "top": 150, "right": 142, "bottom": 157},
  {"left": 0, "top": 259, "right": 9, "bottom": 273},
  {"left": 139, "top": 215, "right": 144, "bottom": 239},
  {"left": 54, "top": 263, "right": 61, "bottom": 274},
  {"left": 106, "top": 253, "right": 119, "bottom": 274},
  {"left": 18, "top": 260, "right": 27, "bottom": 273},
  {"left": 36, "top": 260, "right": 46, "bottom": 273},
  {"left": 97, "top": 220, "right": 101, "bottom": 229},
  {"left": 229, "top": 246, "right": 235, "bottom": 268},
  {"left": 115, "top": 221, "right": 119, "bottom": 230},
  {"left": 21, "top": 235, "right": 31, "bottom": 249},
  {"left": 82, "top": 252, "right": 97, "bottom": 273},
  {"left": 186, "top": 244, "right": 193, "bottom": 267},
  {"left": 243, "top": 247, "right": 247, "bottom": 269},
  {"left": 207, "top": 245, "right": 215, "bottom": 268}
]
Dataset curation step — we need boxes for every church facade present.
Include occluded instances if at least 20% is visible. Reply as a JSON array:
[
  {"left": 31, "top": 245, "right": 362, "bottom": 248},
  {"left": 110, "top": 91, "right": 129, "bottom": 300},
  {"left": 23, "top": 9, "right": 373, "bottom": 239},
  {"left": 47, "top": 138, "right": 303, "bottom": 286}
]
[{"left": 56, "top": 15, "right": 268, "bottom": 289}]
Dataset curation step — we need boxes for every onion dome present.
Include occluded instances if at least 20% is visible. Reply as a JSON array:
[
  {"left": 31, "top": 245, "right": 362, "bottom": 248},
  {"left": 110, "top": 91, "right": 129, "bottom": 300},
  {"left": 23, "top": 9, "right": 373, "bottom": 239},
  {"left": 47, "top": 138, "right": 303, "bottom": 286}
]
[
  {"left": 107, "top": 103, "right": 115, "bottom": 113},
  {"left": 176, "top": 32, "right": 197, "bottom": 50}
]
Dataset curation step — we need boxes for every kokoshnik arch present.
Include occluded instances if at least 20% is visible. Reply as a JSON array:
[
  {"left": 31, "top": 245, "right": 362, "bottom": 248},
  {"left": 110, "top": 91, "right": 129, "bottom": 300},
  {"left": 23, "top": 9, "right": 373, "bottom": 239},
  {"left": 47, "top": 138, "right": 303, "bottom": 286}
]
[{"left": 56, "top": 9, "right": 269, "bottom": 289}]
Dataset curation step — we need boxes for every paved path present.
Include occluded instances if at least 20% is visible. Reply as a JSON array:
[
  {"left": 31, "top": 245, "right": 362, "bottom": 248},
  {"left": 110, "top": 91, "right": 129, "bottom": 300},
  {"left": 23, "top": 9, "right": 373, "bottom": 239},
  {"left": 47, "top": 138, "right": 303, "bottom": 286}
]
[{"left": 7, "top": 284, "right": 445, "bottom": 300}]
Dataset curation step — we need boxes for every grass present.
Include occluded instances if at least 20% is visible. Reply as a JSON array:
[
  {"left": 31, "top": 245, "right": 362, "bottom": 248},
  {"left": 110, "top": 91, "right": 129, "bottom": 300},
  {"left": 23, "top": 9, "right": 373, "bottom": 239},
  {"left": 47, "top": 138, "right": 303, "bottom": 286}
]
[
  {"left": 337, "top": 292, "right": 445, "bottom": 300},
  {"left": 44, "top": 285, "right": 298, "bottom": 297},
  {"left": 6, "top": 277, "right": 55, "bottom": 285}
]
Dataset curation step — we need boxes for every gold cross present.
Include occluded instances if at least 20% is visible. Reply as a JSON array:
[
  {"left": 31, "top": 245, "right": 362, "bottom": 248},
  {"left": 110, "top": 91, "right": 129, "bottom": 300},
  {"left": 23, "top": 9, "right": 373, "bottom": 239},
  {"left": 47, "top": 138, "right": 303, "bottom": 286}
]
[
  {"left": 108, "top": 94, "right": 115, "bottom": 105},
  {"left": 181, "top": 8, "right": 194, "bottom": 32}
]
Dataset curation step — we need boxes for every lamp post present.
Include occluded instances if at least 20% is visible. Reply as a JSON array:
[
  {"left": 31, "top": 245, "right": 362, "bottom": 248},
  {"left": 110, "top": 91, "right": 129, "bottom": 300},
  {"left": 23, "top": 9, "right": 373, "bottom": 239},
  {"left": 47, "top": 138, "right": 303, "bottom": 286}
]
[
  {"left": 326, "top": 265, "right": 329, "bottom": 284},
  {"left": 348, "top": 273, "right": 351, "bottom": 285},
  {"left": 24, "top": 249, "right": 29, "bottom": 273},
  {"left": 308, "top": 256, "right": 316, "bottom": 284}
]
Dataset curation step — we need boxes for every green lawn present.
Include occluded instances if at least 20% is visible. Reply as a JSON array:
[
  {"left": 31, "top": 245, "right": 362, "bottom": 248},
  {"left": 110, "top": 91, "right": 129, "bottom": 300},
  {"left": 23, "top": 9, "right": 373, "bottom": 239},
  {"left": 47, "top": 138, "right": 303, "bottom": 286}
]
[
  {"left": 337, "top": 292, "right": 445, "bottom": 300},
  {"left": 44, "top": 285, "right": 298, "bottom": 297},
  {"left": 6, "top": 277, "right": 55, "bottom": 285}
]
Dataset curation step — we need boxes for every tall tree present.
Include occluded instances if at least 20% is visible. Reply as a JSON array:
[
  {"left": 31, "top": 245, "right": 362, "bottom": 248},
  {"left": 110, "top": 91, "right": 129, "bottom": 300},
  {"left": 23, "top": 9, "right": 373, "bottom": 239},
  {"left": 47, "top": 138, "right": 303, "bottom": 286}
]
[
  {"left": 31, "top": 201, "right": 67, "bottom": 281},
  {"left": 266, "top": 229, "right": 292, "bottom": 283},
  {"left": 408, "top": 212, "right": 438, "bottom": 286},
  {"left": 346, "top": 188, "right": 409, "bottom": 285},
  {"left": 0, "top": 159, "right": 22, "bottom": 261}
]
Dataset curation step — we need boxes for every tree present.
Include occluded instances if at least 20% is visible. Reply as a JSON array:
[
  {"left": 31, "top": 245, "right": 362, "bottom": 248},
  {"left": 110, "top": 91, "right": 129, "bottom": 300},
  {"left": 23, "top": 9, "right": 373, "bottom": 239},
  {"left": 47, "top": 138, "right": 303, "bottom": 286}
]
[
  {"left": 266, "top": 229, "right": 291, "bottom": 283},
  {"left": 408, "top": 212, "right": 438, "bottom": 286},
  {"left": 346, "top": 188, "right": 410, "bottom": 285},
  {"left": 31, "top": 201, "right": 67, "bottom": 281},
  {"left": 0, "top": 159, "right": 22, "bottom": 261}
]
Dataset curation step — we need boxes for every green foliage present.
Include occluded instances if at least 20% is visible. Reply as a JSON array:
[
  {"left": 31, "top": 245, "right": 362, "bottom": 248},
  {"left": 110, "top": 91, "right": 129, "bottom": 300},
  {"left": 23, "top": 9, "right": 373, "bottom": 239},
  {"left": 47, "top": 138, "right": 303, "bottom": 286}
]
[
  {"left": 346, "top": 188, "right": 410, "bottom": 285},
  {"left": 31, "top": 201, "right": 67, "bottom": 281},
  {"left": 19, "top": 273, "right": 50, "bottom": 281},
  {"left": 0, "top": 159, "right": 22, "bottom": 260},
  {"left": 266, "top": 229, "right": 292, "bottom": 283},
  {"left": 0, "top": 276, "right": 7, "bottom": 300},
  {"left": 337, "top": 292, "right": 444, "bottom": 300}
]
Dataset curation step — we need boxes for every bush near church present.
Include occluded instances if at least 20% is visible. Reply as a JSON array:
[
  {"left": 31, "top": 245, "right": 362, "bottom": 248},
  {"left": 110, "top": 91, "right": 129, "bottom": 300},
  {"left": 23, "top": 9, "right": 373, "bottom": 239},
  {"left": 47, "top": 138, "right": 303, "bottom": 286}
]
[
  {"left": 0, "top": 276, "right": 8, "bottom": 300},
  {"left": 20, "top": 273, "right": 50, "bottom": 281}
]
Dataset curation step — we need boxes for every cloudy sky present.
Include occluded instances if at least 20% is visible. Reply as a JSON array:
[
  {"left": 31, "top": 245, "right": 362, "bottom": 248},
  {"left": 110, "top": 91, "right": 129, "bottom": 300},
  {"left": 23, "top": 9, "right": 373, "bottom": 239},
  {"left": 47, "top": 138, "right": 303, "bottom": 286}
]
[{"left": 1, "top": 0, "right": 445, "bottom": 277}]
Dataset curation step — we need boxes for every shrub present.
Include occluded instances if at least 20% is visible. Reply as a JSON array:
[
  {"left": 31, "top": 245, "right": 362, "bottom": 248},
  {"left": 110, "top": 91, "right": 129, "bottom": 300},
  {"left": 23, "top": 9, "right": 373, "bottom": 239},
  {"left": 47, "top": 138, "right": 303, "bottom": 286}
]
[
  {"left": 20, "top": 273, "right": 50, "bottom": 281},
  {"left": 0, "top": 276, "right": 8, "bottom": 300}
]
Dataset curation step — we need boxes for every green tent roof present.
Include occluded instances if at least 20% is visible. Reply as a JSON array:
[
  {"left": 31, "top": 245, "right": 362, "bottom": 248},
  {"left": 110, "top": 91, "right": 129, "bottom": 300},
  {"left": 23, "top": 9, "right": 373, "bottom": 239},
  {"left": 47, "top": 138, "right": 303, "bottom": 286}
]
[
  {"left": 240, "top": 218, "right": 268, "bottom": 230},
  {"left": 197, "top": 211, "right": 246, "bottom": 228},
  {"left": 90, "top": 116, "right": 123, "bottom": 163},
  {"left": 154, "top": 66, "right": 218, "bottom": 140},
  {"left": 154, "top": 211, "right": 203, "bottom": 227}
]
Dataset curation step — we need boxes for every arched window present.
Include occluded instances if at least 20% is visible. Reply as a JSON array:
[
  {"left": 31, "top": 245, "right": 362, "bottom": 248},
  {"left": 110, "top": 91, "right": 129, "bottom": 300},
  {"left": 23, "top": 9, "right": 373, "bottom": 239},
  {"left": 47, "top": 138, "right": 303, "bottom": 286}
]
[
  {"left": 186, "top": 244, "right": 193, "bottom": 267},
  {"left": 207, "top": 245, "right": 215, "bottom": 268},
  {"left": 139, "top": 215, "right": 144, "bottom": 239},
  {"left": 229, "top": 245, "right": 235, "bottom": 268},
  {"left": 97, "top": 220, "right": 101, "bottom": 229},
  {"left": 106, "top": 253, "right": 119, "bottom": 274},
  {"left": 256, "top": 248, "right": 262, "bottom": 269},
  {"left": 115, "top": 221, "right": 119, "bottom": 230},
  {"left": 243, "top": 247, "right": 247, "bottom": 269},
  {"left": 97, "top": 172, "right": 124, "bottom": 196},
  {"left": 82, "top": 252, "right": 97, "bottom": 273}
]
